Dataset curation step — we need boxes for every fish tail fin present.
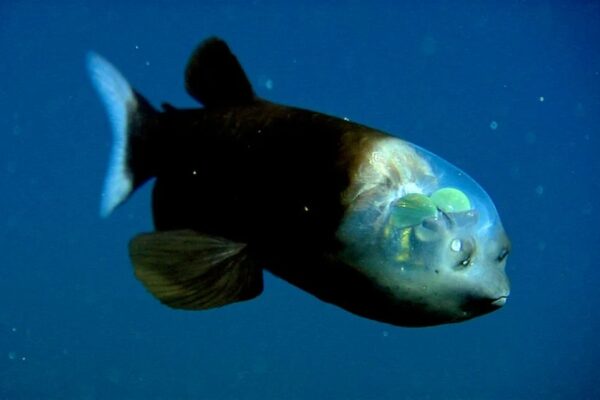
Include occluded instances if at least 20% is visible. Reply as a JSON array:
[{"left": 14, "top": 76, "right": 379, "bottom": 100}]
[{"left": 86, "top": 52, "right": 159, "bottom": 217}]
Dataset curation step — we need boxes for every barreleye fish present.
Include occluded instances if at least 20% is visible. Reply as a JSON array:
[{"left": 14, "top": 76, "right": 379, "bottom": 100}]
[{"left": 87, "top": 37, "right": 510, "bottom": 327}]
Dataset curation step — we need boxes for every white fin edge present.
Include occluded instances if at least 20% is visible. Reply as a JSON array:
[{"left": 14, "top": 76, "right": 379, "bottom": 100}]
[{"left": 87, "top": 52, "right": 136, "bottom": 217}]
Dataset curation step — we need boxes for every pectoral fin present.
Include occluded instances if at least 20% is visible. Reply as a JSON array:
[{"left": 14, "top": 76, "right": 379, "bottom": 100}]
[{"left": 129, "top": 230, "right": 263, "bottom": 310}]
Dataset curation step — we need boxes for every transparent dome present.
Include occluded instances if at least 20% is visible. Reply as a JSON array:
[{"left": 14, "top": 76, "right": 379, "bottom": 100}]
[{"left": 337, "top": 136, "right": 503, "bottom": 273}]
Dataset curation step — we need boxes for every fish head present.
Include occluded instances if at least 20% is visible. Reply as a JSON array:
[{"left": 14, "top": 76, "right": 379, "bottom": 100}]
[{"left": 336, "top": 135, "right": 510, "bottom": 326}]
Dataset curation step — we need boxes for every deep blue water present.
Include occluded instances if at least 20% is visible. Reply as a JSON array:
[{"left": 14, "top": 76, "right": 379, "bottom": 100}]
[{"left": 1, "top": 1, "right": 598, "bottom": 399}]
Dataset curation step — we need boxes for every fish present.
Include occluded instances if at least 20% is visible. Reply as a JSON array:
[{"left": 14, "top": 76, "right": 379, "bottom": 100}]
[{"left": 87, "top": 37, "right": 510, "bottom": 327}]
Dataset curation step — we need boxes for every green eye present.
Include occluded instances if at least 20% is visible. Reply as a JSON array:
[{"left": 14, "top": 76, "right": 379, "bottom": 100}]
[
  {"left": 389, "top": 193, "right": 437, "bottom": 229},
  {"left": 430, "top": 187, "right": 471, "bottom": 213}
]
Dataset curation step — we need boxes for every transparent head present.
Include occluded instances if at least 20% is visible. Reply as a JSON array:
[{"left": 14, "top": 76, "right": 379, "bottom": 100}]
[{"left": 337, "top": 136, "right": 510, "bottom": 325}]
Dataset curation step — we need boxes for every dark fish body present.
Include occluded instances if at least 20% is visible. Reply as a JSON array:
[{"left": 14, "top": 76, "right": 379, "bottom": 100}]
[
  {"left": 151, "top": 101, "right": 353, "bottom": 240},
  {"left": 88, "top": 38, "right": 510, "bottom": 327}
]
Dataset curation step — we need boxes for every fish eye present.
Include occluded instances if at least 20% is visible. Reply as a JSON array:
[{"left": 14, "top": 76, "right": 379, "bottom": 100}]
[
  {"left": 497, "top": 246, "right": 510, "bottom": 262},
  {"left": 458, "top": 256, "right": 472, "bottom": 268},
  {"left": 453, "top": 252, "right": 473, "bottom": 270},
  {"left": 450, "top": 238, "right": 474, "bottom": 269}
]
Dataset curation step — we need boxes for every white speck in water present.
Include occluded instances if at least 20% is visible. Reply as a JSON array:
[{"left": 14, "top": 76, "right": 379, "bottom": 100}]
[
  {"left": 303, "top": 206, "right": 309, "bottom": 212},
  {"left": 535, "top": 185, "right": 544, "bottom": 196},
  {"left": 421, "top": 35, "right": 437, "bottom": 56},
  {"left": 525, "top": 131, "right": 536, "bottom": 144},
  {"left": 539, "top": 96, "right": 545, "bottom": 102},
  {"left": 343, "top": 117, "right": 350, "bottom": 122},
  {"left": 192, "top": 170, "right": 197, "bottom": 176},
  {"left": 145, "top": 61, "right": 150, "bottom": 66},
  {"left": 265, "top": 79, "right": 273, "bottom": 90},
  {"left": 490, "top": 120, "right": 498, "bottom": 130},
  {"left": 382, "top": 331, "right": 389, "bottom": 337},
  {"left": 11, "top": 327, "right": 16, "bottom": 333},
  {"left": 537, "top": 241, "right": 547, "bottom": 252},
  {"left": 8, "top": 352, "right": 16, "bottom": 360},
  {"left": 135, "top": 45, "right": 139, "bottom": 50},
  {"left": 581, "top": 202, "right": 592, "bottom": 216}
]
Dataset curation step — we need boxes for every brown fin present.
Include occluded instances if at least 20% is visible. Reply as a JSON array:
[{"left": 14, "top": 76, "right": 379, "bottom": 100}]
[
  {"left": 184, "top": 37, "right": 255, "bottom": 107},
  {"left": 129, "top": 230, "right": 263, "bottom": 310}
]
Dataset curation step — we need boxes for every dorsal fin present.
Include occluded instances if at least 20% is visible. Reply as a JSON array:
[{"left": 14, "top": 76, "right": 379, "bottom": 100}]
[{"left": 185, "top": 37, "right": 255, "bottom": 107}]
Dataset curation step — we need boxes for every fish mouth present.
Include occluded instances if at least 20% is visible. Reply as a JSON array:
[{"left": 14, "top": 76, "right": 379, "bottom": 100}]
[
  {"left": 490, "top": 296, "right": 508, "bottom": 307},
  {"left": 464, "top": 293, "right": 509, "bottom": 315}
]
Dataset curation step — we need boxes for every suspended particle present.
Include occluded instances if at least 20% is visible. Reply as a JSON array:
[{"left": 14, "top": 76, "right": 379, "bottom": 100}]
[
  {"left": 535, "top": 185, "right": 544, "bottom": 195},
  {"left": 490, "top": 121, "right": 498, "bottom": 130}
]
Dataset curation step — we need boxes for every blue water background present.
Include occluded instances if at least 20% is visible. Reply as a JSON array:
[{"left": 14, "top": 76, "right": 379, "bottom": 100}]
[{"left": 1, "top": 1, "right": 598, "bottom": 398}]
